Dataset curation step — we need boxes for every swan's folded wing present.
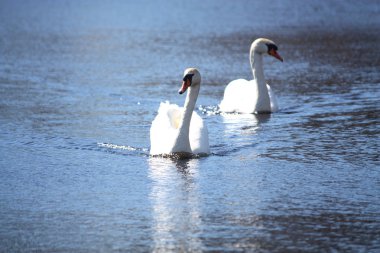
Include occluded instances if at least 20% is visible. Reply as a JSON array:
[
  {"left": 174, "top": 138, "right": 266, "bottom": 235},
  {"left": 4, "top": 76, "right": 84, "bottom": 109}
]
[
  {"left": 219, "top": 79, "right": 257, "bottom": 113},
  {"left": 150, "top": 102, "right": 183, "bottom": 155},
  {"left": 189, "top": 111, "right": 210, "bottom": 155},
  {"left": 266, "top": 83, "right": 279, "bottom": 112}
]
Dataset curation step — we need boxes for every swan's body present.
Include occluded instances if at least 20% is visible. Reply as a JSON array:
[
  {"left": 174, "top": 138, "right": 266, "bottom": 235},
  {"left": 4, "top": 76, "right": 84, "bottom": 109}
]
[
  {"left": 221, "top": 80, "right": 279, "bottom": 114},
  {"left": 150, "top": 68, "right": 209, "bottom": 158},
  {"left": 219, "top": 38, "right": 283, "bottom": 114}
]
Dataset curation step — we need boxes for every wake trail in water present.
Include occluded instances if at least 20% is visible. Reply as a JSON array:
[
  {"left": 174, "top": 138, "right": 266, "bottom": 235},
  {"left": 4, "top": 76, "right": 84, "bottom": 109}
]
[{"left": 97, "top": 142, "right": 149, "bottom": 156}]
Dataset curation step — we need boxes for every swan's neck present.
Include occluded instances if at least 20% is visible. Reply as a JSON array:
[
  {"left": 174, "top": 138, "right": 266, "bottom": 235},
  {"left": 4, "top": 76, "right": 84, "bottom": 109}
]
[
  {"left": 172, "top": 84, "right": 200, "bottom": 153},
  {"left": 250, "top": 51, "right": 271, "bottom": 113}
]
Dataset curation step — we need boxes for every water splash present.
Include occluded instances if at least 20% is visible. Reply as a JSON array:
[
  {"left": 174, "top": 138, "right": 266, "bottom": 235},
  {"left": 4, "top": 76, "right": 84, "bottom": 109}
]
[{"left": 198, "top": 105, "right": 220, "bottom": 115}]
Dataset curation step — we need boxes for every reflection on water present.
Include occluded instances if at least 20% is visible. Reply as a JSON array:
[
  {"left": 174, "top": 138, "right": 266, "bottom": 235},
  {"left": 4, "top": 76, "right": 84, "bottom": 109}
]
[
  {"left": 217, "top": 113, "right": 271, "bottom": 156},
  {"left": 221, "top": 113, "right": 271, "bottom": 134},
  {"left": 148, "top": 158, "right": 203, "bottom": 252}
]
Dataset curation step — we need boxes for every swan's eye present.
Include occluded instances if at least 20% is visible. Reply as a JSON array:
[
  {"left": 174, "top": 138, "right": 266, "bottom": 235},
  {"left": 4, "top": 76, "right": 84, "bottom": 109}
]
[
  {"left": 266, "top": 43, "right": 278, "bottom": 53},
  {"left": 182, "top": 73, "right": 194, "bottom": 85}
]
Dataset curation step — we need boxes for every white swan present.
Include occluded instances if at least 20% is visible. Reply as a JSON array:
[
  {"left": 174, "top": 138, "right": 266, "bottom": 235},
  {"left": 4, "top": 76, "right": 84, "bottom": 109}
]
[
  {"left": 150, "top": 68, "right": 210, "bottom": 158},
  {"left": 219, "top": 38, "right": 283, "bottom": 114}
]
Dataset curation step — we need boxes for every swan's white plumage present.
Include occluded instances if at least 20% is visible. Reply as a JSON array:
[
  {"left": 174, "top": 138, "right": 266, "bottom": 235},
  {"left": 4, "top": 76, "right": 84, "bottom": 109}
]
[
  {"left": 150, "top": 102, "right": 209, "bottom": 156},
  {"left": 219, "top": 38, "right": 282, "bottom": 114},
  {"left": 267, "top": 83, "right": 279, "bottom": 112},
  {"left": 150, "top": 68, "right": 209, "bottom": 157},
  {"left": 219, "top": 80, "right": 278, "bottom": 114}
]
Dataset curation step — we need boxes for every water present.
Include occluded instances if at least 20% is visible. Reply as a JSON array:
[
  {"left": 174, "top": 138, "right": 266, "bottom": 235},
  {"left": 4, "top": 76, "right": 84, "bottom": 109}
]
[{"left": 1, "top": 0, "right": 379, "bottom": 252}]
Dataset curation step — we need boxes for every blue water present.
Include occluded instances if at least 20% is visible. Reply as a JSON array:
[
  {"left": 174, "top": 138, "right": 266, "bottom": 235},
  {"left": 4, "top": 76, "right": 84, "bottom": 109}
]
[{"left": 1, "top": 0, "right": 379, "bottom": 252}]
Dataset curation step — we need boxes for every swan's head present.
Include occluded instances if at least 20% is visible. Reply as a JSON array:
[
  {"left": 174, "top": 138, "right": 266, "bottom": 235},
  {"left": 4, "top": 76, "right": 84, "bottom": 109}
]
[
  {"left": 250, "top": 38, "right": 283, "bottom": 62},
  {"left": 178, "top": 68, "right": 201, "bottom": 94}
]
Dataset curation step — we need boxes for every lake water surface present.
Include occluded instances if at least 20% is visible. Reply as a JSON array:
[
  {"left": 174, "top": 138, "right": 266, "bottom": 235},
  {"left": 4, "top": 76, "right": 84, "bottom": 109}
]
[{"left": 1, "top": 0, "right": 379, "bottom": 252}]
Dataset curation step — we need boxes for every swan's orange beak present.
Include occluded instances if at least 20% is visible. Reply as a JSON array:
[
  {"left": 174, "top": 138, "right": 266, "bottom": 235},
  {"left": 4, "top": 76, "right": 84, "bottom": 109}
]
[
  {"left": 178, "top": 79, "right": 191, "bottom": 94},
  {"left": 269, "top": 49, "right": 283, "bottom": 62}
]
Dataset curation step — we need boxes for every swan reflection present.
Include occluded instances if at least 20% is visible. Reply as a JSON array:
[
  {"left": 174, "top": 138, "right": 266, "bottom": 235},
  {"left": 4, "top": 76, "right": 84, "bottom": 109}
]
[
  {"left": 221, "top": 112, "right": 271, "bottom": 135},
  {"left": 148, "top": 158, "right": 203, "bottom": 252},
  {"left": 216, "top": 113, "right": 272, "bottom": 157}
]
